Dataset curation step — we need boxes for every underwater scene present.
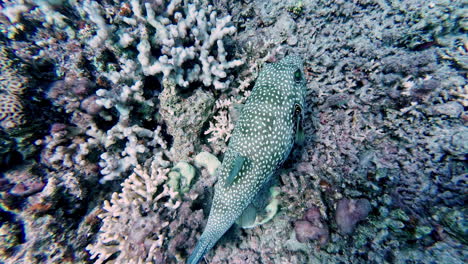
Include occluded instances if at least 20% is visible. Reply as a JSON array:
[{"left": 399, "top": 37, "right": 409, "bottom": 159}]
[{"left": 0, "top": 0, "right": 466, "bottom": 263}]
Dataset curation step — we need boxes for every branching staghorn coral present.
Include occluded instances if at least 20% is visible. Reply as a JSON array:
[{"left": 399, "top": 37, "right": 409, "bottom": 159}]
[
  {"left": 86, "top": 157, "right": 203, "bottom": 263},
  {"left": 86, "top": 162, "right": 175, "bottom": 263},
  {"left": 75, "top": 0, "right": 243, "bottom": 90},
  {"left": 203, "top": 97, "right": 236, "bottom": 154},
  {"left": 79, "top": 0, "right": 242, "bottom": 178}
]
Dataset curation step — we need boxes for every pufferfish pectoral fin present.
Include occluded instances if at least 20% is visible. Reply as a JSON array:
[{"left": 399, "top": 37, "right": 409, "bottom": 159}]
[
  {"left": 236, "top": 203, "right": 257, "bottom": 228},
  {"left": 224, "top": 154, "right": 247, "bottom": 187},
  {"left": 294, "top": 103, "right": 305, "bottom": 145}
]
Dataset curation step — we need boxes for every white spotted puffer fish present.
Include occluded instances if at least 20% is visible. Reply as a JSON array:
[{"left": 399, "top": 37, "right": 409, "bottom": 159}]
[{"left": 187, "top": 55, "right": 307, "bottom": 264}]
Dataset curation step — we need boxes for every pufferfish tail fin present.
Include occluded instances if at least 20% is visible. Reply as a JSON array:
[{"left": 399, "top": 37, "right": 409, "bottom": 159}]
[{"left": 186, "top": 235, "right": 211, "bottom": 264}]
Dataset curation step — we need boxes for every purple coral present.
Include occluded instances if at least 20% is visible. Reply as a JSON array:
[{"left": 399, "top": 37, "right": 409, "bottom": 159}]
[
  {"left": 294, "top": 206, "right": 329, "bottom": 246},
  {"left": 46, "top": 76, "right": 94, "bottom": 113},
  {"left": 304, "top": 206, "right": 322, "bottom": 223},
  {"left": 80, "top": 95, "right": 102, "bottom": 115},
  {"left": 70, "top": 78, "right": 91, "bottom": 96},
  {"left": 46, "top": 80, "right": 67, "bottom": 100},
  {"left": 10, "top": 180, "right": 45, "bottom": 197},
  {"left": 50, "top": 123, "right": 67, "bottom": 133},
  {"left": 48, "top": 76, "right": 91, "bottom": 98},
  {"left": 335, "top": 198, "right": 371, "bottom": 235}
]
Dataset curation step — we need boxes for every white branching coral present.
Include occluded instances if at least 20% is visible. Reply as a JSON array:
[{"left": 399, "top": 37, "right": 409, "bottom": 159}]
[
  {"left": 204, "top": 95, "right": 249, "bottom": 153},
  {"left": 97, "top": 125, "right": 169, "bottom": 183},
  {"left": 80, "top": 0, "right": 243, "bottom": 90},
  {"left": 86, "top": 159, "right": 181, "bottom": 264},
  {"left": 205, "top": 109, "right": 234, "bottom": 143},
  {"left": 76, "top": 0, "right": 243, "bottom": 178}
]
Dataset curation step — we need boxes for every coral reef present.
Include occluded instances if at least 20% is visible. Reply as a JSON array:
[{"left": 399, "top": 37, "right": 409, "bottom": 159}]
[
  {"left": 0, "top": 0, "right": 466, "bottom": 263},
  {"left": 0, "top": 221, "right": 22, "bottom": 258},
  {"left": 0, "top": 45, "right": 28, "bottom": 96},
  {"left": 1, "top": 0, "right": 242, "bottom": 263},
  {"left": 80, "top": 0, "right": 243, "bottom": 89},
  {"left": 195, "top": 0, "right": 468, "bottom": 262},
  {"left": 0, "top": 164, "right": 99, "bottom": 264},
  {"left": 1, "top": 0, "right": 243, "bottom": 178},
  {"left": 194, "top": 151, "right": 221, "bottom": 176},
  {"left": 203, "top": 96, "right": 240, "bottom": 154}
]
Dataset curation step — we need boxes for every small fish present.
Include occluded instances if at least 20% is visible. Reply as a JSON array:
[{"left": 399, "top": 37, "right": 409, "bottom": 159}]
[{"left": 187, "top": 55, "right": 307, "bottom": 264}]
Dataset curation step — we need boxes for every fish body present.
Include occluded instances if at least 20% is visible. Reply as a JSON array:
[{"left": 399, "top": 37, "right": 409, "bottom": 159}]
[{"left": 187, "top": 56, "right": 307, "bottom": 264}]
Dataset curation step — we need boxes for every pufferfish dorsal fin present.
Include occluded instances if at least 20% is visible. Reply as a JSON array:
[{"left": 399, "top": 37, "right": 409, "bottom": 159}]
[
  {"left": 224, "top": 154, "right": 247, "bottom": 188},
  {"left": 294, "top": 103, "right": 305, "bottom": 145}
]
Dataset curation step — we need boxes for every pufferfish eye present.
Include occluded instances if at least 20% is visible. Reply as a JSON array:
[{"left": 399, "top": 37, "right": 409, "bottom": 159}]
[{"left": 294, "top": 69, "right": 302, "bottom": 83}]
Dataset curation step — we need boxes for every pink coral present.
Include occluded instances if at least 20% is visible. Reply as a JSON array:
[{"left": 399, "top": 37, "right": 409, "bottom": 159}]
[
  {"left": 70, "top": 78, "right": 90, "bottom": 95},
  {"left": 50, "top": 123, "right": 67, "bottom": 133},
  {"left": 295, "top": 220, "right": 329, "bottom": 245},
  {"left": 10, "top": 180, "right": 45, "bottom": 197},
  {"left": 46, "top": 76, "right": 94, "bottom": 114},
  {"left": 335, "top": 198, "right": 371, "bottom": 235},
  {"left": 304, "top": 206, "right": 322, "bottom": 223},
  {"left": 80, "top": 95, "right": 102, "bottom": 115},
  {"left": 47, "top": 80, "right": 66, "bottom": 99},
  {"left": 294, "top": 206, "right": 329, "bottom": 246}
]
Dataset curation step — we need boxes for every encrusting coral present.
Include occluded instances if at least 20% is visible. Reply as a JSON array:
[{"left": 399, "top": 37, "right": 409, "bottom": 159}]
[{"left": 335, "top": 198, "right": 371, "bottom": 235}]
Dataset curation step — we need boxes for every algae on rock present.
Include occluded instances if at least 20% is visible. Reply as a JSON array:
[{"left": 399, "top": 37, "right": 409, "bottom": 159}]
[
  {"left": 168, "top": 161, "right": 196, "bottom": 194},
  {"left": 159, "top": 81, "right": 215, "bottom": 162}
]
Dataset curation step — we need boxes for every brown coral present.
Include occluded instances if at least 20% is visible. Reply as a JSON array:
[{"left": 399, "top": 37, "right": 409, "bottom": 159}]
[
  {"left": 0, "top": 45, "right": 28, "bottom": 96},
  {"left": 0, "top": 93, "right": 25, "bottom": 129},
  {"left": 0, "top": 44, "right": 29, "bottom": 130},
  {"left": 0, "top": 68, "right": 28, "bottom": 96},
  {"left": 27, "top": 202, "right": 53, "bottom": 215}
]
